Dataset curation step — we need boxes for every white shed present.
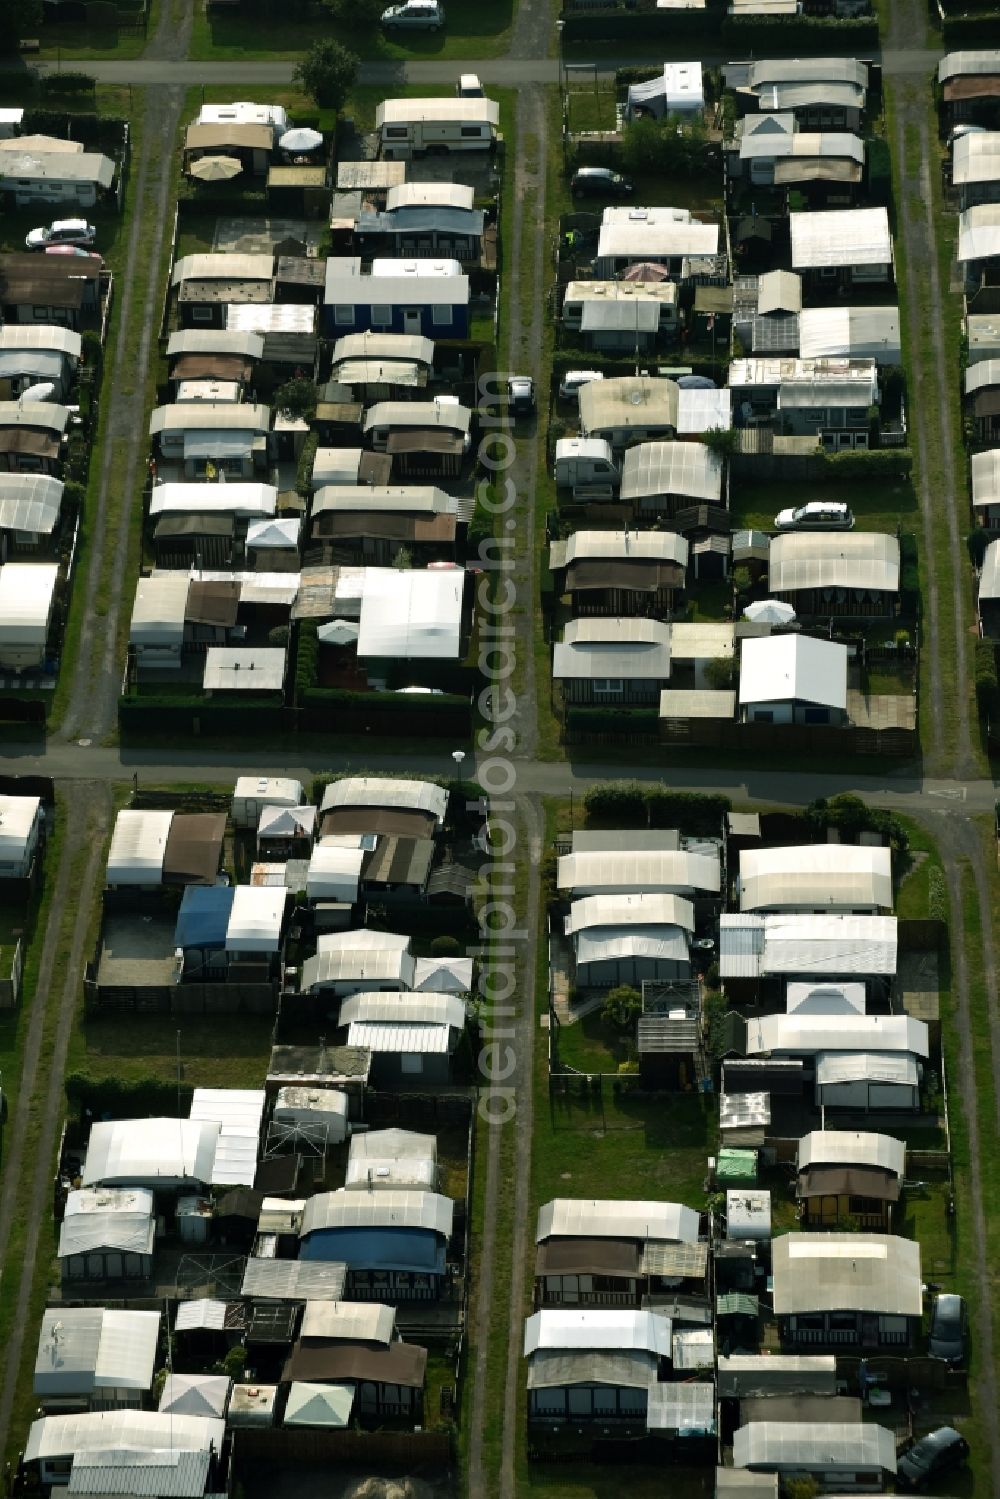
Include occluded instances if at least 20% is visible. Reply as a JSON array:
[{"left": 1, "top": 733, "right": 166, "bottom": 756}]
[{"left": 0, "top": 562, "right": 58, "bottom": 670}]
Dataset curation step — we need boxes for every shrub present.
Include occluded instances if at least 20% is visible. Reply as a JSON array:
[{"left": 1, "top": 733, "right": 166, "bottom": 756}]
[
  {"left": 975, "top": 638, "right": 999, "bottom": 718},
  {"left": 928, "top": 864, "right": 948, "bottom": 923},
  {"left": 704, "top": 656, "right": 736, "bottom": 690},
  {"left": 584, "top": 781, "right": 648, "bottom": 827},
  {"left": 431, "top": 934, "right": 462, "bottom": 957},
  {"left": 39, "top": 71, "right": 96, "bottom": 94},
  {"left": 293, "top": 39, "right": 359, "bottom": 112},
  {"left": 294, "top": 618, "right": 319, "bottom": 701},
  {"left": 602, "top": 985, "right": 642, "bottom": 1030},
  {"left": 295, "top": 432, "right": 318, "bottom": 497},
  {"left": 274, "top": 376, "right": 317, "bottom": 421}
]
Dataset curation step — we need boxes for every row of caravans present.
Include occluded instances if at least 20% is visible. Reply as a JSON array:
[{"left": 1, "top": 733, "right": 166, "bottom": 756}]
[{"left": 376, "top": 97, "right": 500, "bottom": 158}]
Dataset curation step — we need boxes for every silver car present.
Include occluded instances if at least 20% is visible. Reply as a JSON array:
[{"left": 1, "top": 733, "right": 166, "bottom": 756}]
[
  {"left": 382, "top": 0, "right": 444, "bottom": 28},
  {"left": 774, "top": 501, "right": 855, "bottom": 531}
]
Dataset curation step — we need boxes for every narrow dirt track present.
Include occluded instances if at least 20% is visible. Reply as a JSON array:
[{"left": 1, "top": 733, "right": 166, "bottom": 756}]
[{"left": 0, "top": 785, "right": 112, "bottom": 1459}]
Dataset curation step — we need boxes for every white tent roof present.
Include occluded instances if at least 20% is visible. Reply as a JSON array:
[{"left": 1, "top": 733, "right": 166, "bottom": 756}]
[
  {"left": 552, "top": 616, "right": 672, "bottom": 681},
  {"left": 225, "top": 885, "right": 285, "bottom": 952},
  {"left": 300, "top": 1188, "right": 454, "bottom": 1238},
  {"left": 958, "top": 203, "right": 1000, "bottom": 263},
  {"left": 719, "top": 913, "right": 898, "bottom": 978},
  {"left": 82, "top": 1119, "right": 220, "bottom": 1188},
  {"left": 24, "top": 1412, "right": 225, "bottom": 1466},
  {"left": 768, "top": 531, "right": 900, "bottom": 594},
  {"left": 798, "top": 306, "right": 900, "bottom": 363},
  {"left": 299, "top": 1300, "right": 396, "bottom": 1343},
  {"left": 412, "top": 955, "right": 473, "bottom": 992},
  {"left": 537, "top": 1198, "right": 699, "bottom": 1243},
  {"left": 618, "top": 440, "right": 723, "bottom": 504},
  {"left": 106, "top": 809, "right": 173, "bottom": 886},
  {"left": 785, "top": 980, "right": 866, "bottom": 1015},
  {"left": 954, "top": 130, "right": 1000, "bottom": 186},
  {"left": 965, "top": 358, "right": 1000, "bottom": 395},
  {"left": 356, "top": 566, "right": 464, "bottom": 660},
  {"left": 130, "top": 576, "right": 188, "bottom": 649},
  {"left": 246, "top": 516, "right": 300, "bottom": 550},
  {"left": 167, "top": 328, "right": 265, "bottom": 360},
  {"left": 304, "top": 843, "right": 365, "bottom": 902},
  {"left": 738, "top": 844, "right": 892, "bottom": 911},
  {"left": 557, "top": 848, "right": 720, "bottom": 896},
  {"left": 0, "top": 562, "right": 58, "bottom": 643},
  {"left": 149, "top": 482, "right": 276, "bottom": 518},
  {"left": 739, "top": 633, "right": 847, "bottom": 710},
  {"left": 745, "top": 1012, "right": 928, "bottom": 1058},
  {"left": 158, "top": 1373, "right": 230, "bottom": 1419},
  {"left": 939, "top": 48, "right": 1000, "bottom": 81},
  {"left": 338, "top": 990, "right": 466, "bottom": 1029},
  {"left": 0, "top": 474, "right": 63, "bottom": 536},
  {"left": 34, "top": 1309, "right": 160, "bottom": 1395},
  {"left": 973, "top": 449, "right": 1000, "bottom": 509},
  {"left": 524, "top": 1309, "right": 672, "bottom": 1357},
  {"left": 284, "top": 1382, "right": 354, "bottom": 1428},
  {"left": 790, "top": 207, "right": 891, "bottom": 269},
  {"left": 797, "top": 1129, "right": 905, "bottom": 1178},
  {"left": 576, "top": 926, "right": 689, "bottom": 966}
]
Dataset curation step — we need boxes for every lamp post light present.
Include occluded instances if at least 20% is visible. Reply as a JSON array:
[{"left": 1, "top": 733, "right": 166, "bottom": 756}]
[{"left": 452, "top": 749, "right": 466, "bottom": 773}]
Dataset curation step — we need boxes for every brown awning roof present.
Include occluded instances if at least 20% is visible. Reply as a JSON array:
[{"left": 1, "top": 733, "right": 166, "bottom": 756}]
[
  {"left": 320, "top": 806, "right": 437, "bottom": 840},
  {"left": 282, "top": 1340, "right": 428, "bottom": 1388},
  {"left": 154, "top": 514, "right": 236, "bottom": 539},
  {"left": 797, "top": 1164, "right": 900, "bottom": 1202},
  {"left": 313, "top": 512, "right": 456, "bottom": 544},
  {"left": 170, "top": 354, "right": 253, "bottom": 383},
  {"left": 536, "top": 1238, "right": 642, "bottom": 1278},
  {"left": 0, "top": 430, "right": 58, "bottom": 457},
  {"left": 185, "top": 122, "right": 275, "bottom": 152},
  {"left": 944, "top": 75, "right": 1000, "bottom": 102},
  {"left": 975, "top": 388, "right": 1000, "bottom": 418},
  {"left": 162, "top": 812, "right": 227, "bottom": 886},
  {"left": 217, "top": 1187, "right": 264, "bottom": 1221},
  {"left": 186, "top": 580, "right": 241, "bottom": 626},
  {"left": 362, "top": 834, "right": 434, "bottom": 889},
  {"left": 564, "top": 559, "right": 684, "bottom": 593},
  {"left": 386, "top": 430, "right": 464, "bottom": 456},
  {"left": 773, "top": 158, "right": 863, "bottom": 185},
  {"left": 0, "top": 253, "right": 97, "bottom": 311},
  {"left": 275, "top": 257, "right": 326, "bottom": 288}
]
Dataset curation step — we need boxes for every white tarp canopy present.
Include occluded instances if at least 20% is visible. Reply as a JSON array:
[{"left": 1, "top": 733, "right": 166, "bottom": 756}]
[
  {"left": 106, "top": 809, "right": 173, "bottom": 886},
  {"left": 0, "top": 474, "right": 63, "bottom": 536},
  {"left": 356, "top": 566, "right": 464, "bottom": 660},
  {"left": 797, "top": 1129, "right": 906, "bottom": 1178},
  {"left": 149, "top": 483, "right": 277, "bottom": 518},
  {"left": 738, "top": 844, "right": 893, "bottom": 911},
  {"left": 82, "top": 1119, "right": 220, "bottom": 1189},
  {"left": 225, "top": 885, "right": 285, "bottom": 952},
  {"left": 537, "top": 1198, "right": 699, "bottom": 1243}
]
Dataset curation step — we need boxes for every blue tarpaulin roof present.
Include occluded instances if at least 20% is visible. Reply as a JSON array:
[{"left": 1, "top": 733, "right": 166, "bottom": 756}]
[
  {"left": 300, "top": 1226, "right": 446, "bottom": 1275},
  {"left": 175, "top": 884, "right": 235, "bottom": 949}
]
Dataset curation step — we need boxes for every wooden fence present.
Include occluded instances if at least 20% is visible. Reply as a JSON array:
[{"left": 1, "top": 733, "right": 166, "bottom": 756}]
[{"left": 234, "top": 1426, "right": 452, "bottom": 1469}]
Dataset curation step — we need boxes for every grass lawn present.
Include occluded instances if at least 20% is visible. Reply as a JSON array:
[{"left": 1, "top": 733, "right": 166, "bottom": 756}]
[
  {"left": 189, "top": 0, "right": 514, "bottom": 62},
  {"left": 730, "top": 476, "right": 918, "bottom": 536},
  {"left": 67, "top": 1013, "right": 277, "bottom": 1090},
  {"left": 895, "top": 817, "right": 946, "bottom": 920},
  {"left": 553, "top": 1009, "right": 633, "bottom": 1073}
]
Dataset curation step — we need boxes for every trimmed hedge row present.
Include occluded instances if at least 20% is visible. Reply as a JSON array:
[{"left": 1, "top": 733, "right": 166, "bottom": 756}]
[
  {"left": 67, "top": 1071, "right": 193, "bottom": 1121},
  {"left": 560, "top": 8, "right": 878, "bottom": 47},
  {"left": 585, "top": 781, "right": 732, "bottom": 834},
  {"left": 818, "top": 448, "right": 913, "bottom": 477},
  {"left": 975, "top": 638, "right": 999, "bottom": 718},
  {"left": 941, "top": 9, "right": 1000, "bottom": 41},
  {"left": 119, "top": 697, "right": 285, "bottom": 736}
]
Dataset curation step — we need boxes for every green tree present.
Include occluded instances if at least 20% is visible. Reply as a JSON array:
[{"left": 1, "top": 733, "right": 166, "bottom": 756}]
[
  {"left": 431, "top": 934, "right": 461, "bottom": 957},
  {"left": 321, "top": 0, "right": 383, "bottom": 22},
  {"left": 273, "top": 376, "right": 317, "bottom": 421},
  {"left": 293, "top": 39, "right": 360, "bottom": 112},
  {"left": 602, "top": 985, "right": 642, "bottom": 1031},
  {"left": 620, "top": 112, "right": 708, "bottom": 179},
  {"left": 2, "top": 0, "right": 42, "bottom": 51}
]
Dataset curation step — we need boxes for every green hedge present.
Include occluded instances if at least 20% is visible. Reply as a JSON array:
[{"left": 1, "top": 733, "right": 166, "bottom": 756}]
[
  {"left": 294, "top": 617, "right": 319, "bottom": 701},
  {"left": 296, "top": 432, "right": 319, "bottom": 498},
  {"left": 119, "top": 697, "right": 285, "bottom": 736},
  {"left": 560, "top": 7, "right": 877, "bottom": 47},
  {"left": 67, "top": 1071, "right": 193, "bottom": 1121},
  {"left": 39, "top": 72, "right": 96, "bottom": 95},
  {"left": 565, "top": 707, "right": 660, "bottom": 736},
  {"left": 975, "top": 638, "right": 999, "bottom": 717},
  {"left": 817, "top": 448, "right": 913, "bottom": 477},
  {"left": 942, "top": 9, "right": 1000, "bottom": 41},
  {"left": 584, "top": 781, "right": 731, "bottom": 834}
]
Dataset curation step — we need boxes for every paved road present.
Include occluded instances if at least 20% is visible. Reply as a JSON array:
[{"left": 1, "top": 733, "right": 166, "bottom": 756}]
[
  {"left": 0, "top": 45, "right": 944, "bottom": 86},
  {"left": 1, "top": 738, "right": 993, "bottom": 812}
]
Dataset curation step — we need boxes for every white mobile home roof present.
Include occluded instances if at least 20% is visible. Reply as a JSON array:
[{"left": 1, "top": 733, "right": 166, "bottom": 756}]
[
  {"left": 34, "top": 1308, "right": 160, "bottom": 1396},
  {"left": 0, "top": 325, "right": 81, "bottom": 359},
  {"left": 332, "top": 331, "right": 435, "bottom": 366},
  {"left": 748, "top": 58, "right": 868, "bottom": 90},
  {"left": 304, "top": 844, "right": 365, "bottom": 902},
  {"left": 106, "top": 808, "right": 173, "bottom": 885},
  {"left": 172, "top": 252, "right": 273, "bottom": 287},
  {"left": 356, "top": 565, "right": 463, "bottom": 659},
  {"left": 299, "top": 1301, "right": 396, "bottom": 1343},
  {"left": 738, "top": 131, "right": 863, "bottom": 163},
  {"left": 148, "top": 482, "right": 276, "bottom": 518},
  {"left": 363, "top": 400, "right": 471, "bottom": 437},
  {"left": 815, "top": 1050, "right": 920, "bottom": 1085},
  {"left": 789, "top": 207, "right": 891, "bottom": 269},
  {"left": 558, "top": 847, "right": 720, "bottom": 896},
  {"left": 579, "top": 376, "right": 679, "bottom": 436},
  {"left": 0, "top": 562, "right": 58, "bottom": 643},
  {"left": 82, "top": 1118, "right": 220, "bottom": 1188},
  {"left": 954, "top": 130, "right": 1000, "bottom": 186},
  {"left": 158, "top": 1372, "right": 231, "bottom": 1419},
  {"left": 798, "top": 306, "right": 901, "bottom": 362},
  {"left": 734, "top": 1422, "right": 896, "bottom": 1473},
  {"left": 739, "top": 844, "right": 892, "bottom": 911},
  {"left": 377, "top": 96, "right": 499, "bottom": 127},
  {"left": 551, "top": 530, "right": 689, "bottom": 568},
  {"left": 537, "top": 1198, "right": 699, "bottom": 1243},
  {"left": 980, "top": 540, "right": 1000, "bottom": 600},
  {"left": 386, "top": 181, "right": 475, "bottom": 212},
  {"left": 0, "top": 474, "right": 62, "bottom": 536},
  {"left": 958, "top": 203, "right": 1000, "bottom": 263},
  {"left": 0, "top": 402, "right": 70, "bottom": 434},
  {"left": 771, "top": 1231, "right": 921, "bottom": 1316},
  {"left": 312, "top": 485, "right": 458, "bottom": 517},
  {"left": 939, "top": 48, "right": 1000, "bottom": 81},
  {"left": 576, "top": 926, "right": 688, "bottom": 966},
  {"left": 566, "top": 892, "right": 695, "bottom": 934},
  {"left": 965, "top": 358, "right": 1000, "bottom": 395},
  {"left": 203, "top": 647, "right": 285, "bottom": 692},
  {"left": 524, "top": 1309, "right": 672, "bottom": 1358},
  {"left": 320, "top": 775, "right": 448, "bottom": 821},
  {"left": 300, "top": 1188, "right": 453, "bottom": 1238},
  {"left": 0, "top": 151, "right": 113, "bottom": 187},
  {"left": 618, "top": 440, "right": 723, "bottom": 504},
  {"left": 167, "top": 328, "right": 265, "bottom": 361},
  {"left": 597, "top": 208, "right": 719, "bottom": 262},
  {"left": 552, "top": 616, "right": 672, "bottom": 681},
  {"left": 756, "top": 80, "right": 865, "bottom": 113},
  {"left": 745, "top": 1012, "right": 928, "bottom": 1058},
  {"left": 129, "top": 576, "right": 188, "bottom": 648},
  {"left": 768, "top": 531, "right": 900, "bottom": 594},
  {"left": 57, "top": 1188, "right": 156, "bottom": 1260},
  {"left": 226, "top": 885, "right": 285, "bottom": 952},
  {"left": 718, "top": 914, "right": 898, "bottom": 978},
  {"left": 0, "top": 794, "right": 40, "bottom": 859},
  {"left": 972, "top": 449, "right": 1000, "bottom": 509},
  {"left": 798, "top": 1129, "right": 905, "bottom": 1178},
  {"left": 347, "top": 1020, "right": 450, "bottom": 1053},
  {"left": 325, "top": 258, "right": 469, "bottom": 309},
  {"left": 739, "top": 634, "right": 847, "bottom": 710},
  {"left": 338, "top": 990, "right": 466, "bottom": 1029},
  {"left": 24, "top": 1411, "right": 226, "bottom": 1466},
  {"left": 150, "top": 402, "right": 270, "bottom": 436}
]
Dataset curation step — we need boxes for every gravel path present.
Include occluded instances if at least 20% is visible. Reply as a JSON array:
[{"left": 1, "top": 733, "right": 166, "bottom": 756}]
[{"left": 0, "top": 785, "right": 112, "bottom": 1460}]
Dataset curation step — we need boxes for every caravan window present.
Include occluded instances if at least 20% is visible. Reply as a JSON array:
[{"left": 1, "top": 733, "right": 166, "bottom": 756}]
[
  {"left": 334, "top": 304, "right": 354, "bottom": 325},
  {"left": 386, "top": 127, "right": 408, "bottom": 139},
  {"left": 431, "top": 304, "right": 452, "bottom": 325},
  {"left": 371, "top": 304, "right": 392, "bottom": 326},
  {"left": 461, "top": 125, "right": 485, "bottom": 138}
]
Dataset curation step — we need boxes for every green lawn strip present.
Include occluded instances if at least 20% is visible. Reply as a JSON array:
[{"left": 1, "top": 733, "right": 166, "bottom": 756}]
[
  {"left": 34, "top": 0, "right": 158, "bottom": 62},
  {"left": 188, "top": 0, "right": 513, "bottom": 62},
  {"left": 65, "top": 1013, "right": 277, "bottom": 1091},
  {"left": 894, "top": 816, "right": 946, "bottom": 919},
  {"left": 730, "top": 476, "right": 918, "bottom": 536}
]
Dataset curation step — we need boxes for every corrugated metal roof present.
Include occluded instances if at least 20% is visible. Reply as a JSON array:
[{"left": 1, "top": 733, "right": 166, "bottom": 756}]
[
  {"left": 720, "top": 1093, "right": 771, "bottom": 1130},
  {"left": 739, "top": 131, "right": 863, "bottom": 163},
  {"left": 566, "top": 892, "right": 695, "bottom": 933},
  {"left": 58, "top": 1189, "right": 155, "bottom": 1259},
  {"left": 772, "top": 1232, "right": 921, "bottom": 1316},
  {"left": 558, "top": 848, "right": 720, "bottom": 896},
  {"left": 25, "top": 1412, "right": 225, "bottom": 1466},
  {"left": 339, "top": 990, "right": 466, "bottom": 1029},
  {"left": 646, "top": 1381, "right": 715, "bottom": 1431},
  {"left": 241, "top": 1258, "right": 346, "bottom": 1301},
  {"left": 300, "top": 1188, "right": 453, "bottom": 1238},
  {"left": 0, "top": 474, "right": 63, "bottom": 536},
  {"left": 954, "top": 129, "right": 1000, "bottom": 186},
  {"left": 719, "top": 913, "right": 898, "bottom": 978},
  {"left": 639, "top": 1239, "right": 708, "bottom": 1276},
  {"left": 814, "top": 1050, "right": 920, "bottom": 1085},
  {"left": 67, "top": 1448, "right": 210, "bottom": 1498},
  {"left": 619, "top": 439, "right": 722, "bottom": 503},
  {"left": 734, "top": 1421, "right": 896, "bottom": 1471},
  {"left": 769, "top": 530, "right": 900, "bottom": 594},
  {"left": 537, "top": 1198, "right": 699, "bottom": 1244},
  {"left": 738, "top": 843, "right": 893, "bottom": 912},
  {"left": 524, "top": 1308, "right": 672, "bottom": 1357},
  {"left": 790, "top": 208, "right": 891, "bottom": 268},
  {"left": 745, "top": 1013, "right": 928, "bottom": 1058},
  {"left": 526, "top": 1348, "right": 657, "bottom": 1390},
  {"left": 174, "top": 1299, "right": 228, "bottom": 1332}
]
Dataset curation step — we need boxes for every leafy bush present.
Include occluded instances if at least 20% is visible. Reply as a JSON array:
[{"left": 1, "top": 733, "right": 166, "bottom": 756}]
[
  {"left": 431, "top": 934, "right": 462, "bottom": 957},
  {"left": 602, "top": 985, "right": 642, "bottom": 1030},
  {"left": 928, "top": 864, "right": 948, "bottom": 923},
  {"left": 584, "top": 782, "right": 648, "bottom": 827},
  {"left": 975, "top": 638, "right": 999, "bottom": 718},
  {"left": 817, "top": 447, "right": 913, "bottom": 477},
  {"left": 704, "top": 656, "right": 736, "bottom": 690},
  {"left": 619, "top": 112, "right": 708, "bottom": 179},
  {"left": 806, "top": 793, "right": 909, "bottom": 855},
  {"left": 294, "top": 618, "right": 319, "bottom": 700},
  {"left": 40, "top": 71, "right": 96, "bottom": 94},
  {"left": 293, "top": 39, "right": 359, "bottom": 111},
  {"left": 295, "top": 432, "right": 318, "bottom": 498},
  {"left": 274, "top": 377, "right": 317, "bottom": 421},
  {"left": 66, "top": 1070, "right": 193, "bottom": 1119}
]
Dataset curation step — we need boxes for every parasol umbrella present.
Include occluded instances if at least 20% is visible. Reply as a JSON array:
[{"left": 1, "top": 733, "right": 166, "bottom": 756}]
[
  {"left": 621, "top": 261, "right": 671, "bottom": 282},
  {"left": 189, "top": 154, "right": 243, "bottom": 182},
  {"left": 279, "top": 127, "right": 323, "bottom": 153},
  {"left": 317, "top": 619, "right": 360, "bottom": 646},
  {"left": 743, "top": 599, "right": 796, "bottom": 625},
  {"left": 19, "top": 383, "right": 56, "bottom": 403}
]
